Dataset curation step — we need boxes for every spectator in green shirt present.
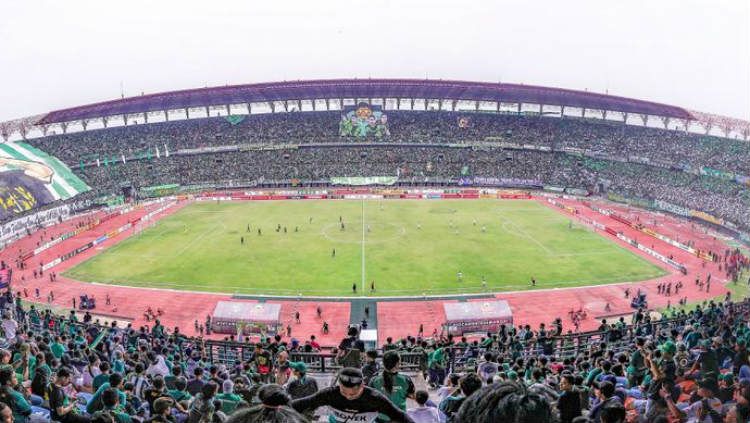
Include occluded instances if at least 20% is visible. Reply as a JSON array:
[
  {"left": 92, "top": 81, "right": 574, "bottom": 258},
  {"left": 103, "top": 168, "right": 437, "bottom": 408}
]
[
  {"left": 51, "top": 336, "right": 66, "bottom": 360},
  {"left": 91, "top": 388, "right": 132, "bottom": 423},
  {"left": 92, "top": 362, "right": 111, "bottom": 392},
  {"left": 369, "top": 351, "right": 415, "bottom": 421},
  {"left": 215, "top": 380, "right": 245, "bottom": 414},
  {"left": 87, "top": 373, "right": 127, "bottom": 415},
  {"left": 167, "top": 376, "right": 192, "bottom": 408},
  {"left": 164, "top": 366, "right": 182, "bottom": 390},
  {"left": 11, "top": 344, "right": 35, "bottom": 382},
  {"left": 0, "top": 367, "right": 31, "bottom": 423}
]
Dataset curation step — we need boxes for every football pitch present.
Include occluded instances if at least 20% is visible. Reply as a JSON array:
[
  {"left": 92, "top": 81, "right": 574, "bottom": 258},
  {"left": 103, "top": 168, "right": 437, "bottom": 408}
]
[{"left": 63, "top": 199, "right": 667, "bottom": 296}]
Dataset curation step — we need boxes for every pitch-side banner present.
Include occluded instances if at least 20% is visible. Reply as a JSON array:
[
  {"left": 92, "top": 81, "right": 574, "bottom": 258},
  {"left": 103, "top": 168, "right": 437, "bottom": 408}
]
[{"left": 330, "top": 176, "right": 397, "bottom": 186}]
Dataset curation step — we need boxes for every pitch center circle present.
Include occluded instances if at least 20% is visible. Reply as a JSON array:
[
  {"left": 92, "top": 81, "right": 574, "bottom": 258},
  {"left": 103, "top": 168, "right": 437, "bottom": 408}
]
[{"left": 320, "top": 219, "right": 406, "bottom": 244}]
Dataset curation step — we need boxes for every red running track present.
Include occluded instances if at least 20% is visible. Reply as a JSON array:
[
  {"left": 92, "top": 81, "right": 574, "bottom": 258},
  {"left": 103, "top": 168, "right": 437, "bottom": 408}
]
[{"left": 2, "top": 197, "right": 736, "bottom": 346}]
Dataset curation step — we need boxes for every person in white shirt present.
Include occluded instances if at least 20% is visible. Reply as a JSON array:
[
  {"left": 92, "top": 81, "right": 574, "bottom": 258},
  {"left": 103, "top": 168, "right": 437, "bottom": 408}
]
[
  {"left": 477, "top": 353, "right": 499, "bottom": 384},
  {"left": 662, "top": 377, "right": 722, "bottom": 423},
  {"left": 436, "top": 373, "right": 460, "bottom": 403},
  {"left": 1, "top": 313, "right": 17, "bottom": 342},
  {"left": 407, "top": 390, "right": 445, "bottom": 423}
]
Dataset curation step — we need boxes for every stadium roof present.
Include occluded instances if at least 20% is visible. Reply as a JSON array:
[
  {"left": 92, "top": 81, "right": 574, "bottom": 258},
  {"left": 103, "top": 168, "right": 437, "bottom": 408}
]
[{"left": 37, "top": 78, "right": 697, "bottom": 124}]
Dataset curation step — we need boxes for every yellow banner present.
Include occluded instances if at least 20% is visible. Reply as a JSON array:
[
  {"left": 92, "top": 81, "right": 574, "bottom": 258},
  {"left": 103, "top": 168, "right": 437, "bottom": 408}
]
[{"left": 690, "top": 210, "right": 723, "bottom": 226}]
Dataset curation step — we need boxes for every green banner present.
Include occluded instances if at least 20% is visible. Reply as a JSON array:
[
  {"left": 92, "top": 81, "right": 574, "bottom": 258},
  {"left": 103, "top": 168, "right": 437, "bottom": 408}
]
[
  {"left": 330, "top": 176, "right": 398, "bottom": 186},
  {"left": 94, "top": 194, "right": 124, "bottom": 207},
  {"left": 225, "top": 115, "right": 246, "bottom": 126},
  {"left": 700, "top": 166, "right": 735, "bottom": 181},
  {"left": 607, "top": 193, "right": 654, "bottom": 209},
  {"left": 141, "top": 183, "right": 180, "bottom": 197}
]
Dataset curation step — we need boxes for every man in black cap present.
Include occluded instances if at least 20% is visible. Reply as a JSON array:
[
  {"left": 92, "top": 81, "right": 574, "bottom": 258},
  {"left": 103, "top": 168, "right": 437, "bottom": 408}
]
[{"left": 292, "top": 367, "right": 414, "bottom": 422}]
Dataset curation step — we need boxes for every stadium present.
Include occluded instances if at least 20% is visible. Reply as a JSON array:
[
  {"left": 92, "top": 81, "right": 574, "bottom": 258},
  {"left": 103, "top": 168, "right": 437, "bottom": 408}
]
[{"left": 0, "top": 2, "right": 749, "bottom": 423}]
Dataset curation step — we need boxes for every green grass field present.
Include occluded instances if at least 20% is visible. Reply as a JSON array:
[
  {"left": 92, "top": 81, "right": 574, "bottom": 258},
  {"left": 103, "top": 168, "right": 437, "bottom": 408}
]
[{"left": 63, "top": 199, "right": 667, "bottom": 296}]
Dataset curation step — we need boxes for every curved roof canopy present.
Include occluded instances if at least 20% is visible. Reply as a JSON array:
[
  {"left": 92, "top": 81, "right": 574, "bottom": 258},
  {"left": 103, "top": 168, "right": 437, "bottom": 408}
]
[{"left": 38, "top": 78, "right": 696, "bottom": 125}]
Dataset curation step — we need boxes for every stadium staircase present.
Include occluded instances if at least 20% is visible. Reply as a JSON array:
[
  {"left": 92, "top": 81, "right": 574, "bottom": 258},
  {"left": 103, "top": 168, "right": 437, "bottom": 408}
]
[{"left": 349, "top": 299, "right": 378, "bottom": 331}]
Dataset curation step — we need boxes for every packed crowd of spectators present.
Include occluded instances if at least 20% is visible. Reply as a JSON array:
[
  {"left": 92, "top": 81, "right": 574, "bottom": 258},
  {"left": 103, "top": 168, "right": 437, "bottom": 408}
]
[
  {"left": 15, "top": 110, "right": 750, "bottom": 233},
  {"left": 28, "top": 111, "right": 750, "bottom": 174},
  {"left": 71, "top": 144, "right": 750, "bottom": 232},
  {"left": 2, "top": 279, "right": 750, "bottom": 422}
]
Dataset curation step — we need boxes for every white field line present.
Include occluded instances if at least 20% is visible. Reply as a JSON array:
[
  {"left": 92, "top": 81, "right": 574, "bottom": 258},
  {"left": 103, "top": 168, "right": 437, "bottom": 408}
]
[
  {"left": 497, "top": 215, "right": 553, "bottom": 254},
  {"left": 361, "top": 199, "right": 366, "bottom": 296}
]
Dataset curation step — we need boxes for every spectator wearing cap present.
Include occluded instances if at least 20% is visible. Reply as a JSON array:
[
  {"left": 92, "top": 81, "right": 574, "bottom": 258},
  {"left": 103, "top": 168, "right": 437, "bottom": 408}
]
[
  {"left": 646, "top": 340, "right": 677, "bottom": 401},
  {"left": 292, "top": 367, "right": 414, "bottom": 422},
  {"left": 285, "top": 361, "right": 318, "bottom": 399},
  {"left": 589, "top": 381, "right": 621, "bottom": 422},
  {"left": 718, "top": 374, "right": 735, "bottom": 403}
]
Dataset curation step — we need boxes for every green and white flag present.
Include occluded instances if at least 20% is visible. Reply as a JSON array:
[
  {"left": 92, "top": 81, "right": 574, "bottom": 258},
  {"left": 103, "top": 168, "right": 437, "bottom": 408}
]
[{"left": 0, "top": 142, "right": 90, "bottom": 200}]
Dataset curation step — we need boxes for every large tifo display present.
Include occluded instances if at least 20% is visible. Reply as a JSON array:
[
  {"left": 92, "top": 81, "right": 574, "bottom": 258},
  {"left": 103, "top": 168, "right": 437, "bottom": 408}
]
[
  {"left": 339, "top": 102, "right": 390, "bottom": 137},
  {"left": 0, "top": 142, "right": 90, "bottom": 219}
]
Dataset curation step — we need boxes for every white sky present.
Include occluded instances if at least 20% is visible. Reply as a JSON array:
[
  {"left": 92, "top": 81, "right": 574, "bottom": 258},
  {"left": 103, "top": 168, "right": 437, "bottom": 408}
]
[{"left": 0, "top": 0, "right": 748, "bottom": 122}]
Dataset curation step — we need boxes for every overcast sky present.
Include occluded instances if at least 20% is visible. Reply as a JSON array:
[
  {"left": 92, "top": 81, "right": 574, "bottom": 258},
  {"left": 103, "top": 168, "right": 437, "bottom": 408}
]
[{"left": 0, "top": 0, "right": 748, "bottom": 122}]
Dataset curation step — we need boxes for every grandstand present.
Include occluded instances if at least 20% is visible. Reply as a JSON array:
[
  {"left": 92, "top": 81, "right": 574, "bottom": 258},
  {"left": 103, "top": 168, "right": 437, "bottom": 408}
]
[
  {"left": 0, "top": 76, "right": 748, "bottom": 422},
  {"left": 0, "top": 80, "right": 750, "bottom": 422}
]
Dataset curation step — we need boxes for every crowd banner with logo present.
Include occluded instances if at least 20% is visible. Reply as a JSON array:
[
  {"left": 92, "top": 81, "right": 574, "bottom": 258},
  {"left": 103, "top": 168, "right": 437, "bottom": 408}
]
[
  {"left": 330, "top": 176, "right": 397, "bottom": 186},
  {"left": 689, "top": 210, "right": 724, "bottom": 226},
  {"left": 443, "top": 301, "right": 513, "bottom": 336},
  {"left": 0, "top": 204, "right": 72, "bottom": 246},
  {"left": 653, "top": 200, "right": 690, "bottom": 217},
  {"left": 140, "top": 184, "right": 180, "bottom": 198},
  {"left": 459, "top": 177, "right": 542, "bottom": 188},
  {"left": 211, "top": 301, "right": 280, "bottom": 335},
  {"left": 0, "top": 142, "right": 90, "bottom": 219},
  {"left": 565, "top": 188, "right": 589, "bottom": 196}
]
